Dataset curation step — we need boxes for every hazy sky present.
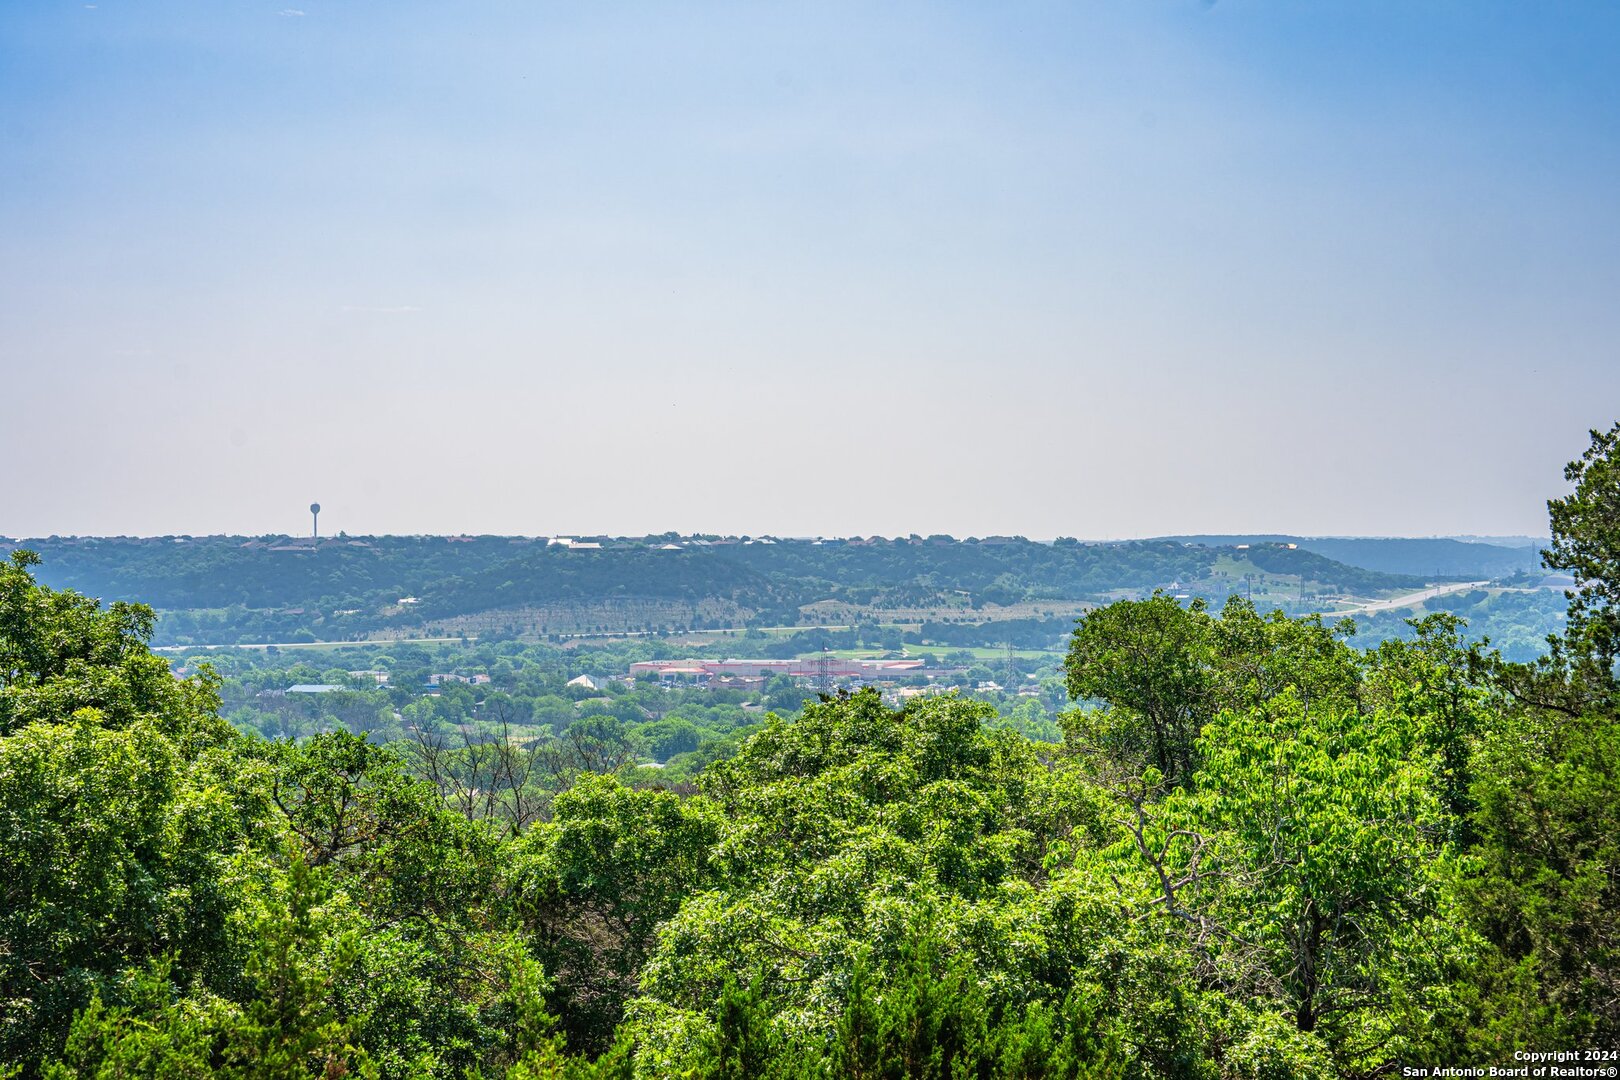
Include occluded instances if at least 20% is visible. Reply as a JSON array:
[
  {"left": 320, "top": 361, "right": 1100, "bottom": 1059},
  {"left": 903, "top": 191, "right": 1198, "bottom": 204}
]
[{"left": 4, "top": 2, "right": 1618, "bottom": 540}]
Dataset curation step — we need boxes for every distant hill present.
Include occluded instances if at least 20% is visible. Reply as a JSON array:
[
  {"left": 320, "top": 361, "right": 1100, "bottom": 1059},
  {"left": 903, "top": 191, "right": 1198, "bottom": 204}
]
[
  {"left": 1441, "top": 535, "right": 1547, "bottom": 548},
  {"left": 1153, "top": 536, "right": 1543, "bottom": 579},
  {"left": 5, "top": 534, "right": 1431, "bottom": 646}
]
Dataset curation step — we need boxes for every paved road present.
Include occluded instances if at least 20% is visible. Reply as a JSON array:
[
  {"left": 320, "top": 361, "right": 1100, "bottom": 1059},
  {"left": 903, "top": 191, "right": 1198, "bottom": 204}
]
[
  {"left": 154, "top": 636, "right": 473, "bottom": 652},
  {"left": 155, "top": 623, "right": 862, "bottom": 651}
]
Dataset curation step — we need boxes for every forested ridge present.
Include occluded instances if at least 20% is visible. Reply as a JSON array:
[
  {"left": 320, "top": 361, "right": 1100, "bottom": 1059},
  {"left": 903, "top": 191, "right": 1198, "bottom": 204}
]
[
  {"left": 2, "top": 425, "right": 1617, "bottom": 1078},
  {"left": 1151, "top": 537, "right": 1543, "bottom": 579},
  {"left": 4, "top": 534, "right": 1449, "bottom": 647}
]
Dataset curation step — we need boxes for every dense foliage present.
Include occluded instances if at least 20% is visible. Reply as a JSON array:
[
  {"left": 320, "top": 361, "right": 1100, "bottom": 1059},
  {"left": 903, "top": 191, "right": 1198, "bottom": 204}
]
[{"left": 2, "top": 426, "right": 1616, "bottom": 1077}]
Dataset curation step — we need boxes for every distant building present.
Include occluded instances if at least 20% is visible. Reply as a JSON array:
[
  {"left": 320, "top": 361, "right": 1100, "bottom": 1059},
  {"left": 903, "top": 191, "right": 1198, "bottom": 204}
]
[
  {"left": 427, "top": 673, "right": 490, "bottom": 686},
  {"left": 286, "top": 684, "right": 343, "bottom": 694},
  {"left": 629, "top": 658, "right": 926, "bottom": 685},
  {"left": 567, "top": 674, "right": 601, "bottom": 691},
  {"left": 636, "top": 664, "right": 712, "bottom": 685}
]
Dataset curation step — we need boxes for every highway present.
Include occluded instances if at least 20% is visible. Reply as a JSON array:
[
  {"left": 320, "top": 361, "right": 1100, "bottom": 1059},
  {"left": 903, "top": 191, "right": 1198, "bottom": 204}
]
[{"left": 1315, "top": 580, "right": 1491, "bottom": 617}]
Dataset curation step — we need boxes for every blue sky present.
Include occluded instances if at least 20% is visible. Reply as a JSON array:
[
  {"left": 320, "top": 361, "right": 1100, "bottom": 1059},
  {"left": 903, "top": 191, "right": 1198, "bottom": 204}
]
[{"left": 3, "top": 2, "right": 1617, "bottom": 539}]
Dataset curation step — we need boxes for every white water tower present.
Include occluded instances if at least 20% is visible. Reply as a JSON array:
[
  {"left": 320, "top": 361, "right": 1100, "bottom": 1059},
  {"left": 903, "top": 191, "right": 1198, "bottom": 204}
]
[{"left": 310, "top": 503, "right": 321, "bottom": 541}]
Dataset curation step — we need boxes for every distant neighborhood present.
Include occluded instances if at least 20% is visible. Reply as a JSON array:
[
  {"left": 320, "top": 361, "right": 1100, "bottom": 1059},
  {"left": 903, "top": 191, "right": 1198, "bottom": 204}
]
[{"left": 630, "top": 656, "right": 927, "bottom": 689}]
